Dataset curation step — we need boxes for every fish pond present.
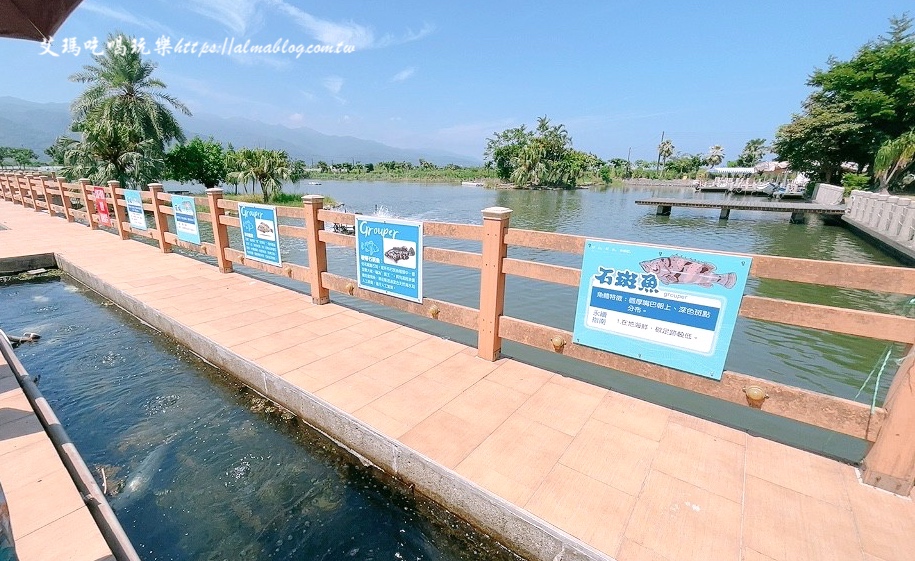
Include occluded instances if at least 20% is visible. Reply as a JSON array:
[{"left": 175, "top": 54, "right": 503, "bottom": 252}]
[{"left": 0, "top": 274, "right": 524, "bottom": 561}]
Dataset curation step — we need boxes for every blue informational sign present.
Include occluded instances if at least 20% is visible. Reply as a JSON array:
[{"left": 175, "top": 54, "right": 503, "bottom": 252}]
[
  {"left": 238, "top": 202, "right": 281, "bottom": 267},
  {"left": 573, "top": 240, "right": 752, "bottom": 380},
  {"left": 355, "top": 216, "right": 423, "bottom": 303},
  {"left": 124, "top": 189, "right": 147, "bottom": 230},
  {"left": 171, "top": 195, "right": 200, "bottom": 245}
]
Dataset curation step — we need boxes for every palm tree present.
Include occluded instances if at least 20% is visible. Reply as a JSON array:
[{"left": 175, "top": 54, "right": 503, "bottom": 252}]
[
  {"left": 64, "top": 33, "right": 189, "bottom": 188},
  {"left": 706, "top": 145, "right": 724, "bottom": 168},
  {"left": 875, "top": 130, "right": 915, "bottom": 192},
  {"left": 657, "top": 139, "right": 675, "bottom": 177}
]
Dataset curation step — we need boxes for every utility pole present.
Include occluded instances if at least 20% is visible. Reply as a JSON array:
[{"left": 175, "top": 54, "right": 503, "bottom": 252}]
[{"left": 627, "top": 147, "right": 632, "bottom": 178}]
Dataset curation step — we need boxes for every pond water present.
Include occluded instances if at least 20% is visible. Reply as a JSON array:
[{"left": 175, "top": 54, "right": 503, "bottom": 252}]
[
  {"left": 139, "top": 180, "right": 912, "bottom": 459},
  {"left": 0, "top": 275, "right": 524, "bottom": 561}
]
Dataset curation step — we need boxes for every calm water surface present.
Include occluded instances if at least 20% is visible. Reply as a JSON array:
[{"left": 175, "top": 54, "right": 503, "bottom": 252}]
[{"left": 0, "top": 276, "right": 523, "bottom": 561}]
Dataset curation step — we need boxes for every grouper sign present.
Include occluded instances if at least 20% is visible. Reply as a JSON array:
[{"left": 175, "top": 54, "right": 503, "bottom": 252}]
[
  {"left": 354, "top": 216, "right": 423, "bottom": 303},
  {"left": 238, "top": 202, "right": 281, "bottom": 267},
  {"left": 572, "top": 240, "right": 752, "bottom": 380}
]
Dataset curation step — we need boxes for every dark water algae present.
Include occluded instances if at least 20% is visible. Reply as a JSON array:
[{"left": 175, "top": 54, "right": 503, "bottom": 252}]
[{"left": 0, "top": 276, "right": 524, "bottom": 561}]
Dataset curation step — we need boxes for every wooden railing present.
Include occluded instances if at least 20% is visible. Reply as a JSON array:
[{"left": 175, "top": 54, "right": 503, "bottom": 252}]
[{"left": 3, "top": 171, "right": 914, "bottom": 495}]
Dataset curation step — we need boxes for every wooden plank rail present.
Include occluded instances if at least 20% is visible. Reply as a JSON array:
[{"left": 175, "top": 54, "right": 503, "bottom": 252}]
[{"left": 4, "top": 172, "right": 915, "bottom": 494}]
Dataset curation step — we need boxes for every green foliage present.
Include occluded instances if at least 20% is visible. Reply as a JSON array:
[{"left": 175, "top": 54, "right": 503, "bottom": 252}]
[
  {"left": 774, "top": 14, "right": 915, "bottom": 183},
  {"left": 874, "top": 129, "right": 915, "bottom": 191},
  {"left": 0, "top": 147, "right": 39, "bottom": 168},
  {"left": 226, "top": 147, "right": 296, "bottom": 203},
  {"left": 484, "top": 116, "right": 592, "bottom": 188},
  {"left": 165, "top": 137, "right": 227, "bottom": 189},
  {"left": 45, "top": 138, "right": 72, "bottom": 165},
  {"left": 841, "top": 172, "right": 872, "bottom": 195},
  {"left": 705, "top": 145, "right": 724, "bottom": 167},
  {"left": 60, "top": 33, "right": 189, "bottom": 188},
  {"left": 734, "top": 139, "right": 767, "bottom": 167},
  {"left": 657, "top": 139, "right": 674, "bottom": 173},
  {"left": 664, "top": 153, "right": 703, "bottom": 176}
]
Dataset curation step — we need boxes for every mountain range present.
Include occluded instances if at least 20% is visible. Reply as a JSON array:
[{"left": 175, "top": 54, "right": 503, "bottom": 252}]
[{"left": 0, "top": 96, "right": 480, "bottom": 167}]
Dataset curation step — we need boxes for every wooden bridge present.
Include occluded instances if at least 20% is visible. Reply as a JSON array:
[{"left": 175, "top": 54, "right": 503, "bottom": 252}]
[
  {"left": 2, "top": 171, "right": 915, "bottom": 561},
  {"left": 635, "top": 197, "right": 846, "bottom": 223}
]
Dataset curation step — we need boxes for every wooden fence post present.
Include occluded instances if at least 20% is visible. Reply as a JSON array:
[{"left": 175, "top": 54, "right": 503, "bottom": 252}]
[
  {"left": 147, "top": 183, "right": 171, "bottom": 253},
  {"left": 477, "top": 206, "right": 512, "bottom": 361},
  {"left": 862, "top": 345, "right": 915, "bottom": 495},
  {"left": 206, "top": 188, "right": 233, "bottom": 273},
  {"left": 108, "top": 181, "right": 129, "bottom": 239},
  {"left": 57, "top": 178, "right": 74, "bottom": 222},
  {"left": 36, "top": 176, "right": 50, "bottom": 213},
  {"left": 77, "top": 179, "right": 96, "bottom": 229},
  {"left": 302, "top": 195, "right": 329, "bottom": 304}
]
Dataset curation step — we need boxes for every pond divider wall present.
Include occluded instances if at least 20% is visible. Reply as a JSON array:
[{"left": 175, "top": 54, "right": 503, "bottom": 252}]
[{"left": 55, "top": 255, "right": 611, "bottom": 561}]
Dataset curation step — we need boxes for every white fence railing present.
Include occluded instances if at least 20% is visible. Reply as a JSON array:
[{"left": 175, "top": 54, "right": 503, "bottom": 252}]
[{"left": 845, "top": 190, "right": 915, "bottom": 248}]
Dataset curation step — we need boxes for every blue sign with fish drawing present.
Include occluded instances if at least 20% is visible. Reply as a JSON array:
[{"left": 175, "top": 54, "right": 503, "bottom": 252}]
[
  {"left": 124, "top": 189, "right": 147, "bottom": 230},
  {"left": 573, "top": 240, "right": 752, "bottom": 380},
  {"left": 355, "top": 216, "right": 423, "bottom": 303},
  {"left": 239, "top": 202, "right": 281, "bottom": 267},
  {"left": 171, "top": 195, "right": 200, "bottom": 245}
]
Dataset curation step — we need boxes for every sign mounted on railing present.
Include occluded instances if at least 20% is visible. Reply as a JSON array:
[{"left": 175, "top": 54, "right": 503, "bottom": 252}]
[
  {"left": 238, "top": 202, "right": 281, "bottom": 266},
  {"left": 93, "top": 186, "right": 111, "bottom": 227},
  {"left": 171, "top": 195, "right": 201, "bottom": 245},
  {"left": 573, "top": 241, "right": 752, "bottom": 380},
  {"left": 355, "top": 216, "right": 423, "bottom": 303},
  {"left": 124, "top": 189, "right": 147, "bottom": 230}
]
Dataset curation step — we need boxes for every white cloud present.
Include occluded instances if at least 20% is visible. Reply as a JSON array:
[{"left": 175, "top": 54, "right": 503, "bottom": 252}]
[
  {"left": 264, "top": 0, "right": 433, "bottom": 49},
  {"left": 81, "top": 2, "right": 174, "bottom": 34},
  {"left": 391, "top": 67, "right": 415, "bottom": 82},
  {"left": 322, "top": 76, "right": 343, "bottom": 94},
  {"left": 185, "top": 0, "right": 260, "bottom": 35}
]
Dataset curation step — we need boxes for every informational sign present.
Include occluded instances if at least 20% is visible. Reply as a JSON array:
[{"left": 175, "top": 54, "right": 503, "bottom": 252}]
[
  {"left": 93, "top": 186, "right": 111, "bottom": 227},
  {"left": 573, "top": 240, "right": 752, "bottom": 380},
  {"left": 355, "top": 216, "right": 423, "bottom": 303},
  {"left": 238, "top": 202, "right": 281, "bottom": 266},
  {"left": 124, "top": 189, "right": 147, "bottom": 230},
  {"left": 171, "top": 195, "right": 200, "bottom": 245}
]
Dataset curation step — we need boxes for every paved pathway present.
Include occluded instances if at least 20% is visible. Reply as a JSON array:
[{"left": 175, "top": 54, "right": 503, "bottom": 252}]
[
  {"left": 1, "top": 201, "right": 913, "bottom": 561},
  {"left": 0, "top": 342, "right": 114, "bottom": 560}
]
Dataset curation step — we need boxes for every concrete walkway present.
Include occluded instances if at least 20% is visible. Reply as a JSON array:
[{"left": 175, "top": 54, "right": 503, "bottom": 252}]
[
  {"left": 1, "top": 201, "right": 913, "bottom": 561},
  {"left": 0, "top": 342, "right": 114, "bottom": 560}
]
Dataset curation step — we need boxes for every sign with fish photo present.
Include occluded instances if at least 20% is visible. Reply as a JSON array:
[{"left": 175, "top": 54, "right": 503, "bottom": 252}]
[
  {"left": 573, "top": 240, "right": 752, "bottom": 380},
  {"left": 355, "top": 216, "right": 423, "bottom": 303},
  {"left": 171, "top": 194, "right": 201, "bottom": 245},
  {"left": 124, "top": 189, "right": 147, "bottom": 231},
  {"left": 238, "top": 202, "right": 281, "bottom": 267}
]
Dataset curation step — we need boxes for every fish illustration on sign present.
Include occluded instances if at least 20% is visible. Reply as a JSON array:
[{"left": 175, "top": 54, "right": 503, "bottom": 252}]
[
  {"left": 361, "top": 240, "right": 380, "bottom": 256},
  {"left": 384, "top": 246, "right": 415, "bottom": 263},
  {"left": 256, "top": 221, "right": 274, "bottom": 235},
  {"left": 640, "top": 255, "right": 737, "bottom": 289}
]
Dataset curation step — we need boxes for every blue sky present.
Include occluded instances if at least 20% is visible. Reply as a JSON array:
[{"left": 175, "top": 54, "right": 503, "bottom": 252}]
[{"left": 0, "top": 1, "right": 911, "bottom": 162}]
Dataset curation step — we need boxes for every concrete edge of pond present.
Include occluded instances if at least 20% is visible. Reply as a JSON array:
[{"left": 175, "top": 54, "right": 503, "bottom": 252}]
[
  {"left": 54, "top": 254, "right": 614, "bottom": 561},
  {"left": 0, "top": 253, "right": 56, "bottom": 275}
]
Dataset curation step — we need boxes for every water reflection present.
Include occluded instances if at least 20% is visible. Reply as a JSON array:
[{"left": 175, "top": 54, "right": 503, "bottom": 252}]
[{"left": 0, "top": 278, "right": 523, "bottom": 561}]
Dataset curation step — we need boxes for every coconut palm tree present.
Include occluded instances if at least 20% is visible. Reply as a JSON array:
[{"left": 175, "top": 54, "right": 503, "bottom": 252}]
[
  {"left": 706, "top": 145, "right": 724, "bottom": 168},
  {"left": 657, "top": 139, "right": 675, "bottom": 177},
  {"left": 875, "top": 130, "right": 915, "bottom": 192},
  {"left": 64, "top": 33, "right": 189, "bottom": 188}
]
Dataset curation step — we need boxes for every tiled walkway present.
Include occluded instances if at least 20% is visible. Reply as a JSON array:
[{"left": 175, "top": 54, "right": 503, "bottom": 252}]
[
  {"left": 0, "top": 345, "right": 114, "bottom": 560},
  {"left": 2, "top": 202, "right": 913, "bottom": 561}
]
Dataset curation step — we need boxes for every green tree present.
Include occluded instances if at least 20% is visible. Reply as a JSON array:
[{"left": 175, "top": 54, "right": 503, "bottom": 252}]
[
  {"left": 874, "top": 130, "right": 915, "bottom": 191},
  {"left": 61, "top": 33, "right": 190, "bottom": 188},
  {"left": 734, "top": 139, "right": 767, "bottom": 167},
  {"left": 774, "top": 14, "right": 915, "bottom": 183},
  {"left": 8, "top": 148, "right": 38, "bottom": 168},
  {"left": 666, "top": 153, "right": 703, "bottom": 176},
  {"left": 705, "top": 145, "right": 724, "bottom": 168},
  {"left": 657, "top": 139, "right": 674, "bottom": 176},
  {"left": 485, "top": 116, "right": 588, "bottom": 188},
  {"left": 165, "top": 137, "right": 227, "bottom": 189},
  {"left": 229, "top": 148, "right": 294, "bottom": 203},
  {"left": 45, "top": 137, "right": 75, "bottom": 165}
]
